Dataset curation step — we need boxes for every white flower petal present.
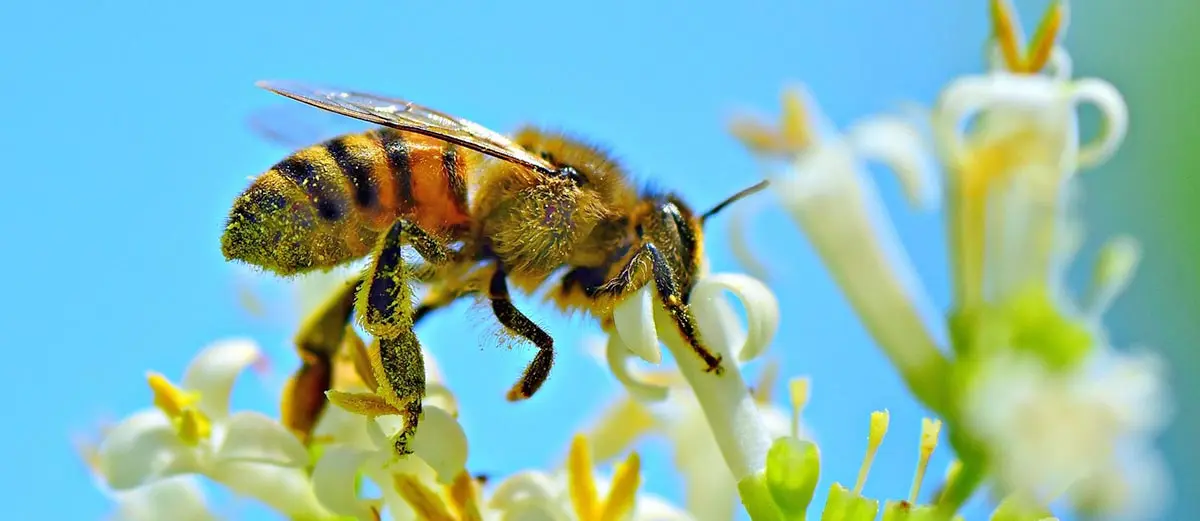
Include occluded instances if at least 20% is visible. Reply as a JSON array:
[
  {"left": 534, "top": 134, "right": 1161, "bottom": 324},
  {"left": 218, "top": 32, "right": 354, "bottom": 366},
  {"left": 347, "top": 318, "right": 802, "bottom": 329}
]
[
  {"left": 613, "top": 285, "right": 663, "bottom": 364},
  {"left": 214, "top": 411, "right": 309, "bottom": 468},
  {"left": 410, "top": 404, "right": 468, "bottom": 485},
  {"left": 488, "top": 471, "right": 562, "bottom": 510},
  {"left": 312, "top": 399, "right": 376, "bottom": 450},
  {"left": 496, "top": 498, "right": 568, "bottom": 521},
  {"left": 846, "top": 115, "right": 938, "bottom": 209},
  {"left": 110, "top": 475, "right": 217, "bottom": 521},
  {"left": 1070, "top": 78, "right": 1128, "bottom": 168},
  {"left": 652, "top": 305, "right": 768, "bottom": 480},
  {"left": 181, "top": 338, "right": 262, "bottom": 420},
  {"left": 689, "top": 273, "right": 778, "bottom": 363},
  {"left": 633, "top": 494, "right": 697, "bottom": 521},
  {"left": 97, "top": 410, "right": 199, "bottom": 490},
  {"left": 210, "top": 461, "right": 333, "bottom": 519},
  {"left": 605, "top": 332, "right": 670, "bottom": 402},
  {"left": 311, "top": 444, "right": 377, "bottom": 520},
  {"left": 773, "top": 140, "right": 944, "bottom": 387}
]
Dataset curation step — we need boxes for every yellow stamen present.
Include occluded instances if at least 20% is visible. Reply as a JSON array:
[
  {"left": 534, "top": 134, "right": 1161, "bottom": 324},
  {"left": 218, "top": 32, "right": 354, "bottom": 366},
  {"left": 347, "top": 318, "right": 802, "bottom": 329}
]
[
  {"left": 854, "top": 410, "right": 890, "bottom": 495},
  {"left": 599, "top": 451, "right": 642, "bottom": 521},
  {"left": 780, "top": 86, "right": 813, "bottom": 152},
  {"left": 788, "top": 376, "right": 811, "bottom": 438},
  {"left": 729, "top": 115, "right": 787, "bottom": 157},
  {"left": 146, "top": 372, "right": 197, "bottom": 419},
  {"left": 589, "top": 397, "right": 657, "bottom": 463},
  {"left": 939, "top": 460, "right": 963, "bottom": 504},
  {"left": 989, "top": 0, "right": 1024, "bottom": 72},
  {"left": 178, "top": 408, "right": 212, "bottom": 445},
  {"left": 751, "top": 360, "right": 780, "bottom": 404},
  {"left": 393, "top": 473, "right": 456, "bottom": 521},
  {"left": 568, "top": 434, "right": 601, "bottom": 521},
  {"left": 1024, "top": 0, "right": 1065, "bottom": 73},
  {"left": 445, "top": 471, "right": 483, "bottom": 521},
  {"left": 347, "top": 331, "right": 380, "bottom": 392},
  {"left": 908, "top": 418, "right": 942, "bottom": 503},
  {"left": 325, "top": 389, "right": 399, "bottom": 418}
]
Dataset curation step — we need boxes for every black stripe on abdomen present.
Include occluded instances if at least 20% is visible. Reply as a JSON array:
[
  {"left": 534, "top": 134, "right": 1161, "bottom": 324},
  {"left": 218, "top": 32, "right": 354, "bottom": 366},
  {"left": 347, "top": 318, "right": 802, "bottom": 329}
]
[
  {"left": 442, "top": 144, "right": 469, "bottom": 213},
  {"left": 325, "top": 136, "right": 379, "bottom": 209},
  {"left": 377, "top": 129, "right": 415, "bottom": 209},
  {"left": 275, "top": 155, "right": 349, "bottom": 221}
]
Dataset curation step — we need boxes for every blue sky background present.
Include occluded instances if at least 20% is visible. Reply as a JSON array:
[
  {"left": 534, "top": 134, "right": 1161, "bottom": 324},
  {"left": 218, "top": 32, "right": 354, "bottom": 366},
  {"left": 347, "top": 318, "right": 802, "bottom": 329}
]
[{"left": 0, "top": 1, "right": 1182, "bottom": 520}]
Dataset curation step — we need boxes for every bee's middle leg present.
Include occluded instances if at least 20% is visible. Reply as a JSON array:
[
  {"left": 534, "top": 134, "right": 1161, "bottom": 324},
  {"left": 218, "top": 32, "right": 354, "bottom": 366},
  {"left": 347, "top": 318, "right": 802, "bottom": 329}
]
[
  {"left": 357, "top": 218, "right": 458, "bottom": 455},
  {"left": 488, "top": 265, "right": 556, "bottom": 402}
]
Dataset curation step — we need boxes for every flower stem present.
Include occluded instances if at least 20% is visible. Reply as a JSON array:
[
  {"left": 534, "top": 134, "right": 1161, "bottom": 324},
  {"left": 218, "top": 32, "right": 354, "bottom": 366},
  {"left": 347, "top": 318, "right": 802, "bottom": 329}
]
[{"left": 935, "top": 457, "right": 985, "bottom": 518}]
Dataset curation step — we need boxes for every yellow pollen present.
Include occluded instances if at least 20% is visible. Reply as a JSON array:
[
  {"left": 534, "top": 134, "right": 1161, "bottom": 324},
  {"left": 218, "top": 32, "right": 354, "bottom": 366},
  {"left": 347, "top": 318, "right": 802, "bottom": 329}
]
[
  {"left": 854, "top": 410, "right": 890, "bottom": 495},
  {"left": 146, "top": 372, "right": 198, "bottom": 419},
  {"left": 568, "top": 434, "right": 601, "bottom": 521},
  {"left": 908, "top": 418, "right": 942, "bottom": 503},
  {"left": 788, "top": 376, "right": 811, "bottom": 438},
  {"left": 394, "top": 473, "right": 456, "bottom": 521}
]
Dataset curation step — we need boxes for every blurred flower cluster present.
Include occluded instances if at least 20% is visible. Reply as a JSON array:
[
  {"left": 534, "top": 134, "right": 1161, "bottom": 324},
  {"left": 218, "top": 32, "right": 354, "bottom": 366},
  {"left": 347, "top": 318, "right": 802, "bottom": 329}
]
[{"left": 76, "top": 1, "right": 1170, "bottom": 520}]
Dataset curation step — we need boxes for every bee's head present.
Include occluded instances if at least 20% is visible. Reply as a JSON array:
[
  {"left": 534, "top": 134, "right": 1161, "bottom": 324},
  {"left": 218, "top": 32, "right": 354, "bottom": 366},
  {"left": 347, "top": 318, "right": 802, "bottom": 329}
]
[{"left": 479, "top": 127, "right": 636, "bottom": 274}]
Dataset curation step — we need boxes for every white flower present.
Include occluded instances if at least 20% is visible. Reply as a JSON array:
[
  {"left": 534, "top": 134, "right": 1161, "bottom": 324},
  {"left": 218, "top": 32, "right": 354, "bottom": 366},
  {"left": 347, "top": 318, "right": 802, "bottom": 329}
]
[
  {"left": 583, "top": 340, "right": 802, "bottom": 521},
  {"left": 963, "top": 348, "right": 1171, "bottom": 519},
  {"left": 77, "top": 429, "right": 220, "bottom": 521},
  {"left": 310, "top": 340, "right": 468, "bottom": 521},
  {"left": 488, "top": 434, "right": 694, "bottom": 521},
  {"left": 95, "top": 339, "right": 335, "bottom": 520},
  {"left": 608, "top": 266, "right": 779, "bottom": 484},
  {"left": 730, "top": 85, "right": 949, "bottom": 409}
]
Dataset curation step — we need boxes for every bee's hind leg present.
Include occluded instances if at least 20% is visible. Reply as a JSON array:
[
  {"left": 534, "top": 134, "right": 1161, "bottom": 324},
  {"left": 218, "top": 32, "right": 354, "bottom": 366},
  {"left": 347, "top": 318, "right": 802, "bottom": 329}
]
[
  {"left": 597, "top": 243, "right": 725, "bottom": 375},
  {"left": 487, "top": 265, "right": 556, "bottom": 402},
  {"left": 357, "top": 218, "right": 459, "bottom": 455}
]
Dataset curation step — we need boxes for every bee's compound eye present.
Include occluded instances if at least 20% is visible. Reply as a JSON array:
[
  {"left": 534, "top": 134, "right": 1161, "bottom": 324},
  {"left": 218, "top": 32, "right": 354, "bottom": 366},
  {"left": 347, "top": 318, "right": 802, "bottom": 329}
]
[{"left": 557, "top": 166, "right": 584, "bottom": 186}]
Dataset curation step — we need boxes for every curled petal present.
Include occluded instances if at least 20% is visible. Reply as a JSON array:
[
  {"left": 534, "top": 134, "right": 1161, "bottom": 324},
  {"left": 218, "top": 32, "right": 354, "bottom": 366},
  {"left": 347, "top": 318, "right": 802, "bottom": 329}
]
[
  {"left": 690, "top": 274, "right": 779, "bottom": 363},
  {"left": 411, "top": 405, "right": 469, "bottom": 485},
  {"left": 181, "top": 338, "right": 262, "bottom": 421},
  {"left": 110, "top": 475, "right": 217, "bottom": 521},
  {"left": 209, "top": 462, "right": 333, "bottom": 519},
  {"left": 213, "top": 411, "right": 309, "bottom": 468},
  {"left": 847, "top": 115, "right": 939, "bottom": 210},
  {"left": 1070, "top": 78, "right": 1128, "bottom": 168},
  {"left": 97, "top": 410, "right": 199, "bottom": 490},
  {"left": 612, "top": 286, "right": 663, "bottom": 364},
  {"left": 424, "top": 383, "right": 459, "bottom": 418},
  {"left": 605, "top": 333, "right": 669, "bottom": 402},
  {"left": 311, "top": 444, "right": 377, "bottom": 520}
]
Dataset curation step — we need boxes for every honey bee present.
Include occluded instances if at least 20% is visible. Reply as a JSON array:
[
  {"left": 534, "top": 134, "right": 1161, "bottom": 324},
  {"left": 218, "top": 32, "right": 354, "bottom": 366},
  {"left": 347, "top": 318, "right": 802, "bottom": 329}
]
[{"left": 224, "top": 80, "right": 768, "bottom": 451}]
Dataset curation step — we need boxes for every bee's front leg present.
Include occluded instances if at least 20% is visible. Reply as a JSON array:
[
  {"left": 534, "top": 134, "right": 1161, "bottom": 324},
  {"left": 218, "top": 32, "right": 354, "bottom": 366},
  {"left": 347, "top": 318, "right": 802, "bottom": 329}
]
[
  {"left": 357, "top": 218, "right": 458, "bottom": 456},
  {"left": 596, "top": 243, "right": 725, "bottom": 376}
]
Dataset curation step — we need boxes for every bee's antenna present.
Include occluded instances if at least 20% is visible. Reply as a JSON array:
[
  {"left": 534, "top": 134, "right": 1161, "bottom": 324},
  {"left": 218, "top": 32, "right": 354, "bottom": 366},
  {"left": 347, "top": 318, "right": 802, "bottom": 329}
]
[{"left": 700, "top": 180, "right": 770, "bottom": 225}]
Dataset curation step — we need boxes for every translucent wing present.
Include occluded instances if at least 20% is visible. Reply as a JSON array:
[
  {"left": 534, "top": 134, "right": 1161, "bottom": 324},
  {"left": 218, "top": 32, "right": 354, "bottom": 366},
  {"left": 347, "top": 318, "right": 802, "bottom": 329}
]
[
  {"left": 256, "top": 80, "right": 557, "bottom": 175},
  {"left": 247, "top": 103, "right": 375, "bottom": 149}
]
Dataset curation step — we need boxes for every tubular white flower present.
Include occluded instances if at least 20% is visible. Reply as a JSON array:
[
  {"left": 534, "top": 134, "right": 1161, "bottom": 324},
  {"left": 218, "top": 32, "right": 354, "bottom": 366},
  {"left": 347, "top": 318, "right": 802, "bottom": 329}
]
[
  {"left": 94, "top": 339, "right": 335, "bottom": 519},
  {"left": 962, "top": 348, "right": 1171, "bottom": 518},
  {"left": 761, "top": 87, "right": 947, "bottom": 403},
  {"left": 109, "top": 475, "right": 218, "bottom": 521},
  {"left": 488, "top": 435, "right": 694, "bottom": 521},
  {"left": 932, "top": 66, "right": 1128, "bottom": 308},
  {"left": 634, "top": 272, "right": 779, "bottom": 480}
]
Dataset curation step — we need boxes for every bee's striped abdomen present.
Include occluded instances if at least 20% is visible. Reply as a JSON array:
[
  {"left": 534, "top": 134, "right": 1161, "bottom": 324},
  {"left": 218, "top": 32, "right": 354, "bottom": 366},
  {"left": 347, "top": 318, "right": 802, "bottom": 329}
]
[{"left": 373, "top": 128, "right": 473, "bottom": 233}]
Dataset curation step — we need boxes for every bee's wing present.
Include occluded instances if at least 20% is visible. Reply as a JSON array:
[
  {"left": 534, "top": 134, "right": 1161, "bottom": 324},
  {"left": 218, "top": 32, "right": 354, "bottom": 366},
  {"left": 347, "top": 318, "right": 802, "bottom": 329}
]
[
  {"left": 257, "top": 80, "right": 557, "bottom": 175},
  {"left": 246, "top": 104, "right": 376, "bottom": 149}
]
